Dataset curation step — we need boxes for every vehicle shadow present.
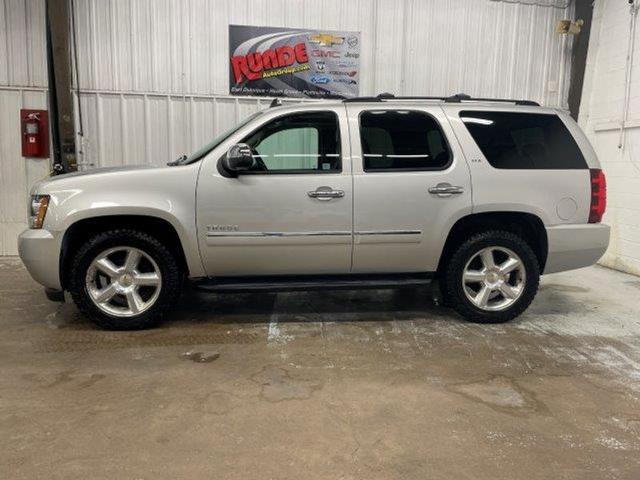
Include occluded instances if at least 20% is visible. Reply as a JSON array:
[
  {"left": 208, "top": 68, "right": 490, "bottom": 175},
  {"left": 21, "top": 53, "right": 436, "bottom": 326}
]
[{"left": 166, "top": 283, "right": 455, "bottom": 325}]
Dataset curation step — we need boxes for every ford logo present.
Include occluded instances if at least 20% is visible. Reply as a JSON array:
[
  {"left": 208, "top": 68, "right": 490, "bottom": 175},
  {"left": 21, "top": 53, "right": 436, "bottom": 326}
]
[{"left": 310, "top": 74, "right": 331, "bottom": 84}]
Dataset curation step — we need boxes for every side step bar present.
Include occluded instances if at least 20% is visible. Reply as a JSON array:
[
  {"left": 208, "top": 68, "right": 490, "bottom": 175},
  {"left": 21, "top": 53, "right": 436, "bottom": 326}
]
[{"left": 192, "top": 273, "right": 434, "bottom": 293}]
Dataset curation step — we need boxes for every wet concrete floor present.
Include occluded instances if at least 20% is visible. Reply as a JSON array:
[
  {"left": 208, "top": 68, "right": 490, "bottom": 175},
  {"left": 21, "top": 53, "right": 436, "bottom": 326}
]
[{"left": 1, "top": 258, "right": 639, "bottom": 479}]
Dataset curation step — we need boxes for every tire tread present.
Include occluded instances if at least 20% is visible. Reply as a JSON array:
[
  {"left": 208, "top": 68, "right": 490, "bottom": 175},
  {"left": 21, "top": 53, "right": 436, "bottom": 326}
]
[
  {"left": 444, "top": 230, "right": 540, "bottom": 324},
  {"left": 69, "top": 229, "right": 182, "bottom": 330}
]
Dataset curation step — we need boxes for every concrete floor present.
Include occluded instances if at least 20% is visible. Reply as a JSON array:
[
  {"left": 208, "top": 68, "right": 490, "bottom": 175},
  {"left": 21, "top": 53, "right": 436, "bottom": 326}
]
[{"left": 1, "top": 259, "right": 640, "bottom": 479}]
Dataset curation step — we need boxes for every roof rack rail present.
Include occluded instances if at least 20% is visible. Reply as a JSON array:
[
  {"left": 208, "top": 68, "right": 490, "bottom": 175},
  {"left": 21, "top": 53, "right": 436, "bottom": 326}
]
[
  {"left": 444, "top": 93, "right": 540, "bottom": 106},
  {"left": 343, "top": 92, "right": 539, "bottom": 107}
]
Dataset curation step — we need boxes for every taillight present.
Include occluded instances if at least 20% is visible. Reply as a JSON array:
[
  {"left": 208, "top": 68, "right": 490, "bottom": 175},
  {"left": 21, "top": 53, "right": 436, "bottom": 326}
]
[{"left": 589, "top": 168, "right": 606, "bottom": 223}]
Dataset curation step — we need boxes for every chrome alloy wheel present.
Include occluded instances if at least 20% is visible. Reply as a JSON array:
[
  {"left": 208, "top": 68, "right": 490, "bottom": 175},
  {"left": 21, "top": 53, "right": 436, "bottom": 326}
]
[
  {"left": 85, "top": 246, "right": 162, "bottom": 317},
  {"left": 462, "top": 246, "right": 526, "bottom": 312}
]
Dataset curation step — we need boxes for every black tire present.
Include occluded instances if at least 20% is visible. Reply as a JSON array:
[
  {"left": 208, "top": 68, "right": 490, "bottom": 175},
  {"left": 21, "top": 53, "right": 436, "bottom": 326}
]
[
  {"left": 69, "top": 229, "right": 182, "bottom": 330},
  {"left": 444, "top": 230, "right": 540, "bottom": 323}
]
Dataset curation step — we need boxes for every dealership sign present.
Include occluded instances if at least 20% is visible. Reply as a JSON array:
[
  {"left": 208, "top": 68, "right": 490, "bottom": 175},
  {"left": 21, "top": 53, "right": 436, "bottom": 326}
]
[{"left": 229, "top": 25, "right": 360, "bottom": 99}]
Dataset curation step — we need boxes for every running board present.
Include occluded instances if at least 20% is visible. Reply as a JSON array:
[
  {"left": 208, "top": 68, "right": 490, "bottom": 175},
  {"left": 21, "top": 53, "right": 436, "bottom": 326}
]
[{"left": 192, "top": 273, "right": 434, "bottom": 293}]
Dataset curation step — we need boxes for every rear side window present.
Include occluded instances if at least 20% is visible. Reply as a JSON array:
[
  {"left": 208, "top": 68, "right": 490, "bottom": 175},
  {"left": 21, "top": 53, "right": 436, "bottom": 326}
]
[
  {"left": 460, "top": 111, "right": 587, "bottom": 169},
  {"left": 360, "top": 110, "right": 451, "bottom": 171}
]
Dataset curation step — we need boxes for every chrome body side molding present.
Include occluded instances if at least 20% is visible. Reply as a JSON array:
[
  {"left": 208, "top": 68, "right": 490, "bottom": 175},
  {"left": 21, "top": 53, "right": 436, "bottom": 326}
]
[
  {"left": 355, "top": 230, "right": 422, "bottom": 236},
  {"left": 206, "top": 231, "right": 352, "bottom": 238}
]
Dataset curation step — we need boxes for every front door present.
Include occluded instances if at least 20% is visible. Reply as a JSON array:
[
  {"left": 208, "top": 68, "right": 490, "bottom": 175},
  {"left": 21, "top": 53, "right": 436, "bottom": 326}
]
[
  {"left": 346, "top": 104, "right": 473, "bottom": 273},
  {"left": 197, "top": 107, "right": 353, "bottom": 276}
]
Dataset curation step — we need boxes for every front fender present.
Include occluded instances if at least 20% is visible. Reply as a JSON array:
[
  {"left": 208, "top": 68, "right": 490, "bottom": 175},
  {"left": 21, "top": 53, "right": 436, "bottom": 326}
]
[{"left": 36, "top": 165, "right": 206, "bottom": 278}]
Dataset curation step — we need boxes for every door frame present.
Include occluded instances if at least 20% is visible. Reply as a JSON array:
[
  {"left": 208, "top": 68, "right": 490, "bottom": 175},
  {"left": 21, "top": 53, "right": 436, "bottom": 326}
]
[
  {"left": 195, "top": 104, "right": 355, "bottom": 276},
  {"left": 345, "top": 103, "right": 474, "bottom": 273}
]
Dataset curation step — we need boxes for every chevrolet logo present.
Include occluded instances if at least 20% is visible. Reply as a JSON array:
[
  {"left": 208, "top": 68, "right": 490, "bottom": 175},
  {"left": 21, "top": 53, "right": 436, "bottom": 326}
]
[{"left": 309, "top": 34, "right": 344, "bottom": 47}]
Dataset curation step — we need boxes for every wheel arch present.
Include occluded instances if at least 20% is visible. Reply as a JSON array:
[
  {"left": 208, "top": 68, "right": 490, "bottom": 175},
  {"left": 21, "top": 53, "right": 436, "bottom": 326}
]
[
  {"left": 59, "top": 215, "right": 190, "bottom": 290},
  {"left": 437, "top": 211, "right": 548, "bottom": 275}
]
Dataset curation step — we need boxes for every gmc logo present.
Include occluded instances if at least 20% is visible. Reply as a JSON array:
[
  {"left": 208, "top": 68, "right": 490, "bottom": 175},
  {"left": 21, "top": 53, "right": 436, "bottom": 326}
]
[{"left": 311, "top": 50, "right": 340, "bottom": 58}]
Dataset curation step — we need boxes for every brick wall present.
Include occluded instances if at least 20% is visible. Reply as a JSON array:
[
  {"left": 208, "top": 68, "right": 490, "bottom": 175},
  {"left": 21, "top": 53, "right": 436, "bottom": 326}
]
[{"left": 580, "top": 0, "right": 640, "bottom": 276}]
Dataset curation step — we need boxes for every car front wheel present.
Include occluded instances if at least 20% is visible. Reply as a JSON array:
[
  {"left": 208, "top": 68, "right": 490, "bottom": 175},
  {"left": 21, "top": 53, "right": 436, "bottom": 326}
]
[
  {"left": 69, "top": 229, "right": 182, "bottom": 330},
  {"left": 444, "top": 230, "right": 540, "bottom": 323}
]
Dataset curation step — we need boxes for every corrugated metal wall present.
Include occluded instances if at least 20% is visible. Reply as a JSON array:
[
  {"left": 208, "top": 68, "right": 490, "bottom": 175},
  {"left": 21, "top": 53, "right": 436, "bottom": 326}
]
[
  {"left": 70, "top": 0, "right": 575, "bottom": 170},
  {"left": 1, "top": 0, "right": 574, "bottom": 255},
  {"left": 0, "top": 0, "right": 50, "bottom": 255}
]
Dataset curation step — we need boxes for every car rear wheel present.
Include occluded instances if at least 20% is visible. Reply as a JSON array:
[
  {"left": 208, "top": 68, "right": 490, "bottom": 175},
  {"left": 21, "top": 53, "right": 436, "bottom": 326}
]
[
  {"left": 444, "top": 230, "right": 540, "bottom": 323},
  {"left": 69, "top": 229, "right": 182, "bottom": 330}
]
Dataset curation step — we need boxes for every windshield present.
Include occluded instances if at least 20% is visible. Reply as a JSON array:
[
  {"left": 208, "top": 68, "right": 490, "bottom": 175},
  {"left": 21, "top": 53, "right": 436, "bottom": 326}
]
[{"left": 180, "top": 111, "right": 264, "bottom": 165}]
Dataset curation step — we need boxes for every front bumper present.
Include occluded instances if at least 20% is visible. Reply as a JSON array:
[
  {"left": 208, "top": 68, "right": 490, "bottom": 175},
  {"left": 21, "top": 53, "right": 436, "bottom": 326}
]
[
  {"left": 17, "top": 229, "right": 62, "bottom": 290},
  {"left": 544, "top": 223, "right": 610, "bottom": 274}
]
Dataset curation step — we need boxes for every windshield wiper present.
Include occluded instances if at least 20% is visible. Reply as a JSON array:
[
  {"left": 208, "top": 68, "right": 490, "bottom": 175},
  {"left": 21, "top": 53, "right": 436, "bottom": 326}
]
[{"left": 167, "top": 154, "right": 187, "bottom": 166}]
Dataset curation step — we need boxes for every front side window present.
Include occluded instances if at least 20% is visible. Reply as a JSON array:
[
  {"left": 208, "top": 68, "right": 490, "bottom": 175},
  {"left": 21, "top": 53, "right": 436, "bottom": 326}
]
[
  {"left": 241, "top": 111, "right": 341, "bottom": 173},
  {"left": 359, "top": 110, "right": 451, "bottom": 171},
  {"left": 460, "top": 111, "right": 587, "bottom": 169}
]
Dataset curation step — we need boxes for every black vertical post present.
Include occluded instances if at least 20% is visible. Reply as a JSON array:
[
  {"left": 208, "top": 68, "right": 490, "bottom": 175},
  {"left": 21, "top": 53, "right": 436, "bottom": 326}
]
[
  {"left": 567, "top": 0, "right": 594, "bottom": 121},
  {"left": 45, "top": 0, "right": 77, "bottom": 173}
]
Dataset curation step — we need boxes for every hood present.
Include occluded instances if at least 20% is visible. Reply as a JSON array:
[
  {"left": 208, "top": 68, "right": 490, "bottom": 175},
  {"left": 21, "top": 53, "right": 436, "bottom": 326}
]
[
  {"left": 30, "top": 164, "right": 168, "bottom": 195},
  {"left": 48, "top": 165, "right": 157, "bottom": 182}
]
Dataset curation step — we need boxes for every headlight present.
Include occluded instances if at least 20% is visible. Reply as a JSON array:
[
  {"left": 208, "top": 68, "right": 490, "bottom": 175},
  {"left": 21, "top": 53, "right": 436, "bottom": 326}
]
[{"left": 29, "top": 195, "right": 50, "bottom": 229}]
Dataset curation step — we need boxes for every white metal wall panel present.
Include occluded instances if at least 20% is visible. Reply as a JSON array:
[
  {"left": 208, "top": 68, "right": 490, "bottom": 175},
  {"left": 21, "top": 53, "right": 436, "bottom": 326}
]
[
  {"left": 74, "top": 91, "right": 299, "bottom": 168},
  {"left": 0, "top": 87, "right": 50, "bottom": 255},
  {"left": 0, "top": 0, "right": 47, "bottom": 86},
  {"left": 579, "top": 0, "right": 640, "bottom": 276},
  {"left": 0, "top": 0, "right": 49, "bottom": 255},
  {"left": 71, "top": 0, "right": 575, "bottom": 170},
  {"left": 398, "top": 0, "right": 571, "bottom": 105},
  {"left": 72, "top": 0, "right": 573, "bottom": 101}
]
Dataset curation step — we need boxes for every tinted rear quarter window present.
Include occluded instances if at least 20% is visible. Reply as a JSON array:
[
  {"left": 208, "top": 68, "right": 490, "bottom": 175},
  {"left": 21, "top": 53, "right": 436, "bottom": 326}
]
[
  {"left": 360, "top": 110, "right": 451, "bottom": 171},
  {"left": 460, "top": 111, "right": 587, "bottom": 169}
]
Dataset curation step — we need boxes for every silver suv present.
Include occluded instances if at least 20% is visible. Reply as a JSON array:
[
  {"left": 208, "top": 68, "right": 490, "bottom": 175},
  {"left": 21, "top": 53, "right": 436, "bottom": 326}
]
[{"left": 18, "top": 93, "right": 610, "bottom": 330}]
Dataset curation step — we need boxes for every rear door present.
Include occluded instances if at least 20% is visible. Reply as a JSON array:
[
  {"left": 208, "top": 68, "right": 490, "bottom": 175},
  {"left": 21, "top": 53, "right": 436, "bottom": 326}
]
[{"left": 346, "top": 104, "right": 473, "bottom": 273}]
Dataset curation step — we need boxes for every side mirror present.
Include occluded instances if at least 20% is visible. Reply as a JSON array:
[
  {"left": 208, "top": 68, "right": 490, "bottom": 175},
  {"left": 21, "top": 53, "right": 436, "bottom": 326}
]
[{"left": 222, "top": 143, "right": 254, "bottom": 174}]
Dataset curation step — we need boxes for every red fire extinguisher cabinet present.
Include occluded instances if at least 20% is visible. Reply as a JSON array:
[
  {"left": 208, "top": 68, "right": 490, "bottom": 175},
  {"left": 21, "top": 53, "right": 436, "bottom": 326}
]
[{"left": 21, "top": 109, "right": 50, "bottom": 159}]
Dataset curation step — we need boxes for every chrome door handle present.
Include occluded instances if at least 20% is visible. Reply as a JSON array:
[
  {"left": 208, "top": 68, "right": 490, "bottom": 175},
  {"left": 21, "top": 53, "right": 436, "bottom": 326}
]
[
  {"left": 428, "top": 183, "right": 464, "bottom": 197},
  {"left": 307, "top": 186, "right": 345, "bottom": 200}
]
